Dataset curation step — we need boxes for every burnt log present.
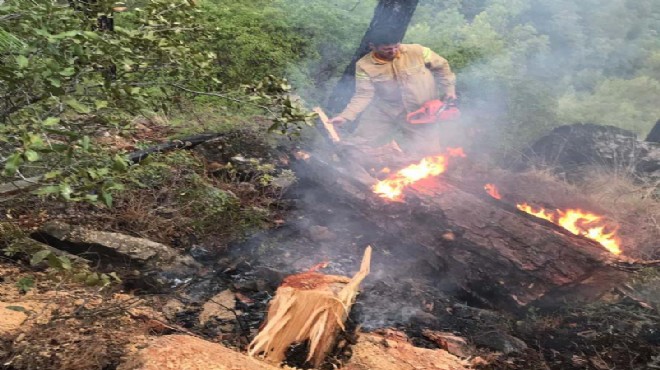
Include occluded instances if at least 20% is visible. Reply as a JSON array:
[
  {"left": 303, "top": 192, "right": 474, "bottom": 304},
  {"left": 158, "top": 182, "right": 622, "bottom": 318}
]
[{"left": 293, "top": 148, "right": 629, "bottom": 311}]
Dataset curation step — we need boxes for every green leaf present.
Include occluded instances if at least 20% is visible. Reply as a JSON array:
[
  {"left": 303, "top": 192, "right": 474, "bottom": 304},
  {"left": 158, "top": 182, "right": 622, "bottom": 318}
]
[
  {"left": 94, "top": 100, "right": 108, "bottom": 109},
  {"left": 34, "top": 185, "right": 60, "bottom": 196},
  {"left": 47, "top": 77, "right": 61, "bottom": 88},
  {"left": 59, "top": 183, "right": 73, "bottom": 200},
  {"left": 43, "top": 170, "right": 62, "bottom": 180},
  {"left": 5, "top": 306, "right": 27, "bottom": 312},
  {"left": 46, "top": 253, "right": 63, "bottom": 269},
  {"left": 81, "top": 135, "right": 90, "bottom": 151},
  {"left": 16, "top": 55, "right": 28, "bottom": 68},
  {"left": 30, "top": 250, "right": 52, "bottom": 266},
  {"left": 64, "top": 99, "right": 91, "bottom": 114},
  {"left": 4, "top": 153, "right": 23, "bottom": 175},
  {"left": 100, "top": 190, "right": 113, "bottom": 207},
  {"left": 59, "top": 67, "right": 75, "bottom": 77},
  {"left": 109, "top": 272, "right": 122, "bottom": 282},
  {"left": 112, "top": 155, "right": 129, "bottom": 171},
  {"left": 43, "top": 117, "right": 60, "bottom": 126},
  {"left": 85, "top": 272, "right": 100, "bottom": 286},
  {"left": 16, "top": 277, "right": 34, "bottom": 293},
  {"left": 23, "top": 149, "right": 39, "bottom": 162},
  {"left": 46, "top": 254, "right": 71, "bottom": 271},
  {"left": 100, "top": 273, "right": 111, "bottom": 286},
  {"left": 59, "top": 256, "right": 72, "bottom": 270}
]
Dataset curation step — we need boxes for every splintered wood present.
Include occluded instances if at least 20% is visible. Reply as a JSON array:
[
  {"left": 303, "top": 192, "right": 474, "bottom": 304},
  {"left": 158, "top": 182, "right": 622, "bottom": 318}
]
[
  {"left": 248, "top": 246, "right": 372, "bottom": 367},
  {"left": 313, "top": 107, "right": 341, "bottom": 143}
]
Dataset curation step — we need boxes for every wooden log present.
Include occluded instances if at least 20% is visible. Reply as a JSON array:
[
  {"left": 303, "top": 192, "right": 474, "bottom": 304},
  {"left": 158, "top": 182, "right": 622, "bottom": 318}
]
[
  {"left": 248, "top": 246, "right": 371, "bottom": 367},
  {"left": 293, "top": 149, "right": 629, "bottom": 310},
  {"left": 313, "top": 107, "right": 341, "bottom": 143}
]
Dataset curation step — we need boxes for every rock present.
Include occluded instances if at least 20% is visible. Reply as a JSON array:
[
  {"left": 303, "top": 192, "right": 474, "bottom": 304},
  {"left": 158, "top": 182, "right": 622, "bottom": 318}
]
[
  {"left": 308, "top": 225, "right": 337, "bottom": 242},
  {"left": 471, "top": 331, "right": 528, "bottom": 354},
  {"left": 422, "top": 330, "right": 474, "bottom": 358},
  {"left": 0, "top": 303, "right": 28, "bottom": 334},
  {"left": 345, "top": 333, "right": 469, "bottom": 370},
  {"left": 117, "top": 335, "right": 282, "bottom": 370},
  {"left": 199, "top": 290, "right": 238, "bottom": 325},
  {"left": 522, "top": 123, "right": 660, "bottom": 182},
  {"left": 34, "top": 221, "right": 192, "bottom": 267},
  {"left": 188, "top": 245, "right": 212, "bottom": 261},
  {"left": 161, "top": 299, "right": 185, "bottom": 321},
  {"left": 33, "top": 221, "right": 200, "bottom": 291}
]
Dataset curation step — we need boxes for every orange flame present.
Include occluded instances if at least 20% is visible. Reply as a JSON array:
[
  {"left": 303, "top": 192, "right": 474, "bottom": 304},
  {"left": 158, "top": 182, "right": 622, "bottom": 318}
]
[
  {"left": 516, "top": 203, "right": 621, "bottom": 255},
  {"left": 373, "top": 148, "right": 464, "bottom": 201},
  {"left": 484, "top": 184, "right": 502, "bottom": 200}
]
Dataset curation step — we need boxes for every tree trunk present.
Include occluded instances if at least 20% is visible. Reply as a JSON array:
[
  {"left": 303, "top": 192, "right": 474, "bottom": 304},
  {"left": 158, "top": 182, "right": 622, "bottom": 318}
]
[
  {"left": 293, "top": 149, "right": 629, "bottom": 311},
  {"left": 326, "top": 0, "right": 419, "bottom": 114}
]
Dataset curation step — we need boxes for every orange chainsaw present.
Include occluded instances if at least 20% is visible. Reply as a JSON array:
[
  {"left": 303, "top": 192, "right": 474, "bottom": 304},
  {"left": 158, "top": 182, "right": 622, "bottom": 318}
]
[{"left": 406, "top": 99, "right": 461, "bottom": 125}]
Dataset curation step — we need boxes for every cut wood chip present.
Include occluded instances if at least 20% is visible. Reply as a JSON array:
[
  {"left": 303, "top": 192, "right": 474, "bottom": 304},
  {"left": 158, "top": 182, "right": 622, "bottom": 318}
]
[
  {"left": 313, "top": 107, "right": 341, "bottom": 143},
  {"left": 248, "top": 246, "right": 372, "bottom": 367}
]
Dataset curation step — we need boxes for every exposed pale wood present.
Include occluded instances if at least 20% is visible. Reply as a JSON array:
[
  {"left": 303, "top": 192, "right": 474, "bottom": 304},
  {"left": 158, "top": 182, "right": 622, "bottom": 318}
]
[
  {"left": 313, "top": 107, "right": 341, "bottom": 143},
  {"left": 248, "top": 246, "right": 372, "bottom": 367}
]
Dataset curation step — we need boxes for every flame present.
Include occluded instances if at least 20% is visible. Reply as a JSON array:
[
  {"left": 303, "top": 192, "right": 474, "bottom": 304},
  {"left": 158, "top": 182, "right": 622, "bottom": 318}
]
[
  {"left": 484, "top": 184, "right": 502, "bottom": 200},
  {"left": 516, "top": 203, "right": 621, "bottom": 255},
  {"left": 373, "top": 148, "right": 464, "bottom": 201}
]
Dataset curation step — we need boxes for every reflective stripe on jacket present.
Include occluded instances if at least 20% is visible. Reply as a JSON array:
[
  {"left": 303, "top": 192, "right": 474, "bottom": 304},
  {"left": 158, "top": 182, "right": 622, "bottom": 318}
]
[{"left": 340, "top": 44, "right": 456, "bottom": 121}]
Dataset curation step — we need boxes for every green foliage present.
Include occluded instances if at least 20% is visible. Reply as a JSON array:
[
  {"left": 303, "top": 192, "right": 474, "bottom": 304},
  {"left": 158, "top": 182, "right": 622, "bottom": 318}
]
[
  {"left": 0, "top": 0, "right": 312, "bottom": 206},
  {"left": 16, "top": 277, "right": 35, "bottom": 294},
  {"left": 193, "top": 0, "right": 309, "bottom": 86},
  {"left": 558, "top": 77, "right": 660, "bottom": 136}
]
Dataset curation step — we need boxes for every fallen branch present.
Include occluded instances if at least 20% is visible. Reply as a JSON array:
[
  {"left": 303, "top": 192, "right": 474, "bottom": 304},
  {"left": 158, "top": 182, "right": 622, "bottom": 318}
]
[{"left": 126, "top": 133, "right": 223, "bottom": 163}]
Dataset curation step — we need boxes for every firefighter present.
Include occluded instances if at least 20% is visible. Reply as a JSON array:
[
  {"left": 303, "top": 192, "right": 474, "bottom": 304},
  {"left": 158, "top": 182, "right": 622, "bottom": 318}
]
[{"left": 328, "top": 34, "right": 457, "bottom": 152}]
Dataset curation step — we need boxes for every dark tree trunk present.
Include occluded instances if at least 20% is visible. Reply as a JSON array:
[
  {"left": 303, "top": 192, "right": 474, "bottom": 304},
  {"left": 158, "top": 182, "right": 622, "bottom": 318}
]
[{"left": 326, "top": 0, "right": 419, "bottom": 114}]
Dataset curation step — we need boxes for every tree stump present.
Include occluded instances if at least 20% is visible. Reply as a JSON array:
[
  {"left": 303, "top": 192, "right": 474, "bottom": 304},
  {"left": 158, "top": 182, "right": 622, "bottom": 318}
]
[{"left": 248, "top": 246, "right": 372, "bottom": 367}]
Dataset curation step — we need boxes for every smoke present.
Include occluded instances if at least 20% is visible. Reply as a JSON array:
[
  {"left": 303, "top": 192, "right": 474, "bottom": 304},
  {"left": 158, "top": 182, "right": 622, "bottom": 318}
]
[
  {"left": 404, "top": 0, "right": 660, "bottom": 152},
  {"left": 230, "top": 0, "right": 660, "bottom": 329}
]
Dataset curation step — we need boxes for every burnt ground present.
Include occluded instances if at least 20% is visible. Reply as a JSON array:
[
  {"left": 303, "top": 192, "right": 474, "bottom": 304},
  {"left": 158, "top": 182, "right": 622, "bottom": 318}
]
[
  {"left": 166, "top": 175, "right": 660, "bottom": 370},
  {"left": 1, "top": 123, "right": 658, "bottom": 370}
]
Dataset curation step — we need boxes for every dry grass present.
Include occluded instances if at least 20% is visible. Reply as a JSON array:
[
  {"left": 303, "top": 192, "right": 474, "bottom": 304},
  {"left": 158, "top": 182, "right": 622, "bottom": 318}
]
[{"left": 576, "top": 167, "right": 659, "bottom": 259}]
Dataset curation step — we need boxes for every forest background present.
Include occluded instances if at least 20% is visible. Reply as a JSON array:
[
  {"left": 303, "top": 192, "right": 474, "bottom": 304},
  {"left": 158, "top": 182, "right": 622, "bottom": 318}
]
[{"left": 1, "top": 0, "right": 659, "bottom": 202}]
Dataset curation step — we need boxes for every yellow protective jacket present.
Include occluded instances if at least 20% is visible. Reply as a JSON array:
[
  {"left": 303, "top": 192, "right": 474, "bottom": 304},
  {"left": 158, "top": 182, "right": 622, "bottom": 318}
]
[{"left": 339, "top": 44, "right": 456, "bottom": 121}]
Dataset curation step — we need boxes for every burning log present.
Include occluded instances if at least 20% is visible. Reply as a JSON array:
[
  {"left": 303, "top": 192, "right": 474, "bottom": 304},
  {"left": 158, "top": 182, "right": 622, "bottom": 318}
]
[
  {"left": 248, "top": 246, "right": 372, "bottom": 367},
  {"left": 294, "top": 149, "right": 630, "bottom": 310}
]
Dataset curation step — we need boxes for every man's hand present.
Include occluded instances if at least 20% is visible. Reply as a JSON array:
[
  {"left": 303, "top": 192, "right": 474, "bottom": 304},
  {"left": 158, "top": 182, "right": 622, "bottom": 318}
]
[{"left": 328, "top": 116, "right": 348, "bottom": 125}]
